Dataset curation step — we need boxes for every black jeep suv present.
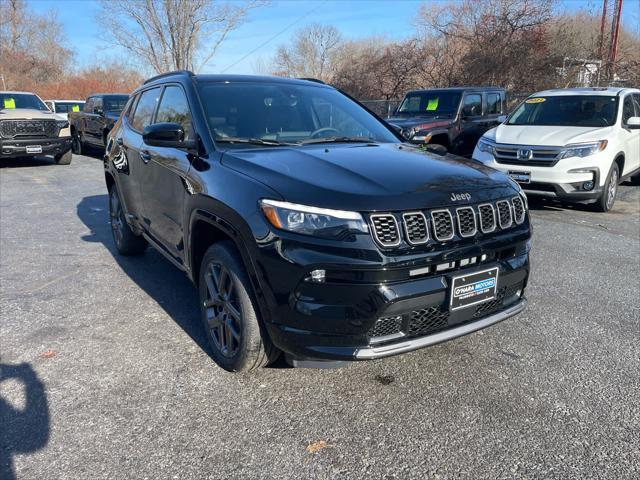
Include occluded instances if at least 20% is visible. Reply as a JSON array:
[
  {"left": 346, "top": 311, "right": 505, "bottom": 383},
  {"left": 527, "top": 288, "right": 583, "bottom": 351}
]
[
  {"left": 387, "top": 87, "right": 506, "bottom": 157},
  {"left": 104, "top": 71, "right": 531, "bottom": 371}
]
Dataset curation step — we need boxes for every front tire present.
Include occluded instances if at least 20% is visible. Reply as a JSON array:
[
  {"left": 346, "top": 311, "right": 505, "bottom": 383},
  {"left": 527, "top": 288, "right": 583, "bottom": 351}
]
[
  {"left": 199, "top": 242, "right": 279, "bottom": 372},
  {"left": 72, "top": 133, "right": 83, "bottom": 155},
  {"left": 54, "top": 150, "right": 72, "bottom": 165},
  {"left": 108, "top": 186, "right": 147, "bottom": 255},
  {"left": 594, "top": 163, "right": 619, "bottom": 212}
]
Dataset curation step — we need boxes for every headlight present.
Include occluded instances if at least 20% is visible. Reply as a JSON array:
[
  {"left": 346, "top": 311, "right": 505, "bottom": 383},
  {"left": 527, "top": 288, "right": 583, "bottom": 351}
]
[
  {"left": 56, "top": 120, "right": 69, "bottom": 129},
  {"left": 558, "top": 140, "right": 607, "bottom": 159},
  {"left": 260, "top": 199, "right": 367, "bottom": 238},
  {"left": 476, "top": 137, "right": 495, "bottom": 154}
]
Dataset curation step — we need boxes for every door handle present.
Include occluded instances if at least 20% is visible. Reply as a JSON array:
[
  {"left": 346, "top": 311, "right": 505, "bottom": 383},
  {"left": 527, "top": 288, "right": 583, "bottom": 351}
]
[{"left": 140, "top": 150, "right": 152, "bottom": 163}]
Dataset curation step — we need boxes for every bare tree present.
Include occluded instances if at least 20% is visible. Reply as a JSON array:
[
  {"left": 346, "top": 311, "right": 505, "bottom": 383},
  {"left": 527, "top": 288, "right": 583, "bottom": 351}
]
[
  {"left": 272, "top": 23, "right": 343, "bottom": 81},
  {"left": 100, "top": 0, "right": 265, "bottom": 74}
]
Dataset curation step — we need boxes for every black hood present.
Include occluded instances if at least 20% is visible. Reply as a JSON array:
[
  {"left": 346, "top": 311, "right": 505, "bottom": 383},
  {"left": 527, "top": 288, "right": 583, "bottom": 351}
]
[{"left": 221, "top": 143, "right": 517, "bottom": 212}]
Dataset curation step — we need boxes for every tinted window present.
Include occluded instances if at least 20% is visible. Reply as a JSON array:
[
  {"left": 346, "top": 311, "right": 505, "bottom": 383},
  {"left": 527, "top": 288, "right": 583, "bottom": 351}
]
[
  {"left": 54, "top": 102, "right": 85, "bottom": 113},
  {"left": 486, "top": 93, "right": 501, "bottom": 115},
  {"left": 131, "top": 88, "right": 161, "bottom": 132},
  {"left": 461, "top": 94, "right": 482, "bottom": 116},
  {"left": 103, "top": 95, "right": 128, "bottom": 113},
  {"left": 397, "top": 91, "right": 461, "bottom": 115},
  {"left": 84, "top": 98, "right": 94, "bottom": 113},
  {"left": 156, "top": 86, "right": 192, "bottom": 140},
  {"left": 622, "top": 96, "right": 635, "bottom": 124},
  {"left": 633, "top": 94, "right": 640, "bottom": 117},
  {"left": 508, "top": 95, "right": 619, "bottom": 127},
  {"left": 197, "top": 82, "right": 398, "bottom": 146},
  {"left": 0, "top": 93, "right": 48, "bottom": 111},
  {"left": 93, "top": 97, "right": 103, "bottom": 112}
]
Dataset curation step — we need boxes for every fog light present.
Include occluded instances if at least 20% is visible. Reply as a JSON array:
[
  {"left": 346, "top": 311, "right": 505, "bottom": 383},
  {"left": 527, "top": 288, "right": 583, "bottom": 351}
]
[
  {"left": 516, "top": 289, "right": 522, "bottom": 297},
  {"left": 480, "top": 254, "right": 488, "bottom": 262},
  {"left": 310, "top": 269, "right": 325, "bottom": 283},
  {"left": 582, "top": 181, "right": 594, "bottom": 191}
]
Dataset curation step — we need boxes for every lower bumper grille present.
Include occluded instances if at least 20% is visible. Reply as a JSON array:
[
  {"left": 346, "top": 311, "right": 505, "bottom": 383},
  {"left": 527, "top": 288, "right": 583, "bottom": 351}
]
[{"left": 368, "top": 282, "right": 524, "bottom": 343}]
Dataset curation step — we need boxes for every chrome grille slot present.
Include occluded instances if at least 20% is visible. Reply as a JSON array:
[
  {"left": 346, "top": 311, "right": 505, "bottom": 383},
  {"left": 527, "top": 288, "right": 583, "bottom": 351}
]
[
  {"left": 512, "top": 196, "right": 526, "bottom": 224},
  {"left": 496, "top": 200, "right": 513, "bottom": 229},
  {"left": 430, "top": 210, "right": 454, "bottom": 241},
  {"left": 456, "top": 207, "right": 477, "bottom": 238},
  {"left": 402, "top": 212, "right": 429, "bottom": 245},
  {"left": 370, "top": 214, "right": 401, "bottom": 247},
  {"left": 478, "top": 204, "right": 496, "bottom": 233}
]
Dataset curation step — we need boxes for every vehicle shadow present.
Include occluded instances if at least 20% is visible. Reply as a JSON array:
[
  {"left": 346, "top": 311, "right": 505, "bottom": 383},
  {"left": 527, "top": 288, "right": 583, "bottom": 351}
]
[
  {"left": 0, "top": 362, "right": 50, "bottom": 480},
  {"left": 75, "top": 194, "right": 210, "bottom": 355},
  {"left": 0, "top": 157, "right": 55, "bottom": 168}
]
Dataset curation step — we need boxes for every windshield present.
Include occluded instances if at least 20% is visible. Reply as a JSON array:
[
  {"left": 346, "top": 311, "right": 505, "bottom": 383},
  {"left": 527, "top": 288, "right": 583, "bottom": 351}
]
[
  {"left": 54, "top": 102, "right": 85, "bottom": 113},
  {"left": 104, "top": 95, "right": 129, "bottom": 113},
  {"left": 197, "top": 82, "right": 399, "bottom": 146},
  {"left": 508, "top": 95, "right": 619, "bottom": 127},
  {"left": 396, "top": 91, "right": 461, "bottom": 116},
  {"left": 1, "top": 93, "right": 49, "bottom": 111}
]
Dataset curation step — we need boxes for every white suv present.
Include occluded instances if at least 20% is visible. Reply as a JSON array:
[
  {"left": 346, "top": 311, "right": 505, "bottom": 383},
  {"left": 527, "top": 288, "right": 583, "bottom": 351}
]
[{"left": 472, "top": 87, "right": 640, "bottom": 212}]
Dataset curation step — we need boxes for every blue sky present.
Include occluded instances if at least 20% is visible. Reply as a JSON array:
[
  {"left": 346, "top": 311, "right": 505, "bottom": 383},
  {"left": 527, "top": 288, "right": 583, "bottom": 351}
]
[{"left": 30, "top": 0, "right": 640, "bottom": 74}]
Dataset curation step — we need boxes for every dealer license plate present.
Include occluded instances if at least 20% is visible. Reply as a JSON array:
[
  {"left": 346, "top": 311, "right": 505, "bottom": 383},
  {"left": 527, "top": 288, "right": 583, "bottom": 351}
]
[
  {"left": 26, "top": 145, "right": 43, "bottom": 154},
  {"left": 450, "top": 267, "right": 499, "bottom": 311},
  {"left": 508, "top": 170, "right": 531, "bottom": 184}
]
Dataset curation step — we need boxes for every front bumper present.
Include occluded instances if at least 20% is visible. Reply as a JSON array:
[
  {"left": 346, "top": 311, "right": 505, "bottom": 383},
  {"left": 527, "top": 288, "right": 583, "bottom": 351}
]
[
  {"left": 472, "top": 148, "right": 605, "bottom": 201},
  {"left": 0, "top": 136, "right": 72, "bottom": 158},
  {"left": 258, "top": 230, "right": 531, "bottom": 361}
]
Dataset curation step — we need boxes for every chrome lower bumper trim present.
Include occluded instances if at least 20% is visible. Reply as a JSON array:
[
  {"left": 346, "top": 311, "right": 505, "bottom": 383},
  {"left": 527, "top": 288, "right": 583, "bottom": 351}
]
[{"left": 354, "top": 298, "right": 527, "bottom": 359}]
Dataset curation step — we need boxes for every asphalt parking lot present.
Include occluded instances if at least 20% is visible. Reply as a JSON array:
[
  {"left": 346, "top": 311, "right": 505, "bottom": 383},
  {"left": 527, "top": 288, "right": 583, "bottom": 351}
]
[{"left": 1, "top": 154, "right": 639, "bottom": 480}]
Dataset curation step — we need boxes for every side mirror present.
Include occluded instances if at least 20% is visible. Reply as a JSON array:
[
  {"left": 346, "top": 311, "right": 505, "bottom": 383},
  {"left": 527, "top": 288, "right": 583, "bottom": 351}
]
[
  {"left": 143, "top": 122, "right": 196, "bottom": 149},
  {"left": 497, "top": 115, "right": 507, "bottom": 123},
  {"left": 625, "top": 117, "right": 640, "bottom": 129}
]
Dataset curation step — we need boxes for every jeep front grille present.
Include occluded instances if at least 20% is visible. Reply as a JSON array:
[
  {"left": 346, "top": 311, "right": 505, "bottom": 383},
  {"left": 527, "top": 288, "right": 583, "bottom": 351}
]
[
  {"left": 496, "top": 200, "right": 513, "bottom": 229},
  {"left": 430, "top": 210, "right": 454, "bottom": 241},
  {"left": 402, "top": 212, "right": 429, "bottom": 245},
  {"left": 512, "top": 196, "right": 526, "bottom": 224},
  {"left": 368, "top": 197, "right": 525, "bottom": 249},
  {"left": 478, "top": 204, "right": 496, "bottom": 233},
  {"left": 0, "top": 119, "right": 59, "bottom": 139},
  {"left": 456, "top": 207, "right": 477, "bottom": 238},
  {"left": 370, "top": 214, "right": 400, "bottom": 247}
]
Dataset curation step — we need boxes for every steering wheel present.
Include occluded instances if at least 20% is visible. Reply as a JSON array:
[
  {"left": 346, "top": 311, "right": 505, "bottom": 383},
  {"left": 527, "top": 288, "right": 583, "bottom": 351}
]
[{"left": 310, "top": 127, "right": 340, "bottom": 139}]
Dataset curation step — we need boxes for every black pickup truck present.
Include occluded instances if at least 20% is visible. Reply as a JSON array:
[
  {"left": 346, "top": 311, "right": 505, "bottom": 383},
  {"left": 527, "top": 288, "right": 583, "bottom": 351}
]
[
  {"left": 68, "top": 93, "right": 128, "bottom": 154},
  {"left": 387, "top": 87, "right": 506, "bottom": 157}
]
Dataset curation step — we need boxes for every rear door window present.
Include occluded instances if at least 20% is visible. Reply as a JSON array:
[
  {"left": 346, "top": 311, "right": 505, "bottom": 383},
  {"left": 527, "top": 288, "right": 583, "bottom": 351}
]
[
  {"left": 462, "top": 94, "right": 482, "bottom": 117},
  {"left": 486, "top": 93, "right": 502, "bottom": 115},
  {"left": 130, "top": 88, "right": 161, "bottom": 133}
]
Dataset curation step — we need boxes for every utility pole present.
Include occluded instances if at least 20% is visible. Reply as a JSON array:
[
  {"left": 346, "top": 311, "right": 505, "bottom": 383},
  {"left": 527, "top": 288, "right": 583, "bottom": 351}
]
[
  {"left": 599, "top": 0, "right": 624, "bottom": 84},
  {"left": 608, "top": 0, "right": 623, "bottom": 83}
]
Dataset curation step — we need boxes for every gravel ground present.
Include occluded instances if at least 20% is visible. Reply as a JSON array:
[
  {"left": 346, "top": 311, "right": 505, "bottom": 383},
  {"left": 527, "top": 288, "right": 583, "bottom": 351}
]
[{"left": 1, "top": 154, "right": 639, "bottom": 480}]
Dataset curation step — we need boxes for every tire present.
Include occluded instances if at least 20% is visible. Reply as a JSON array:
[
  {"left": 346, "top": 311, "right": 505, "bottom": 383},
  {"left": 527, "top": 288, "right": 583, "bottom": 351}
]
[
  {"left": 72, "top": 133, "right": 82, "bottom": 155},
  {"left": 54, "top": 150, "right": 72, "bottom": 165},
  {"left": 199, "top": 242, "right": 279, "bottom": 372},
  {"left": 594, "top": 163, "right": 620, "bottom": 212},
  {"left": 108, "top": 186, "right": 147, "bottom": 255}
]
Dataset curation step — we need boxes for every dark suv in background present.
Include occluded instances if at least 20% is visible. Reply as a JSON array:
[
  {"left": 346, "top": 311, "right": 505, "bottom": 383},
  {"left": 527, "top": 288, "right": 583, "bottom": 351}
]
[
  {"left": 387, "top": 87, "right": 506, "bottom": 157},
  {"left": 104, "top": 71, "right": 530, "bottom": 371}
]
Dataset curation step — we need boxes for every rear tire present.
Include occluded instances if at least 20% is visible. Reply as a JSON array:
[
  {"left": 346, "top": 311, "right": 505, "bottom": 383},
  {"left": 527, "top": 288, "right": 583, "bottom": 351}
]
[
  {"left": 594, "top": 163, "right": 619, "bottom": 212},
  {"left": 199, "top": 242, "right": 279, "bottom": 372},
  {"left": 108, "top": 186, "right": 147, "bottom": 255},
  {"left": 54, "top": 150, "right": 72, "bottom": 165}
]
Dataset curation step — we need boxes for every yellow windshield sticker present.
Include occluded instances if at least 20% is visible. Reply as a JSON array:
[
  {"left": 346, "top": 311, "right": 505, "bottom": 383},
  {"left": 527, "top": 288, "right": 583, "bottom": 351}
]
[
  {"left": 3, "top": 98, "right": 16, "bottom": 109},
  {"left": 426, "top": 98, "right": 439, "bottom": 111},
  {"left": 72, "top": 104, "right": 80, "bottom": 112},
  {"left": 525, "top": 97, "right": 546, "bottom": 104}
]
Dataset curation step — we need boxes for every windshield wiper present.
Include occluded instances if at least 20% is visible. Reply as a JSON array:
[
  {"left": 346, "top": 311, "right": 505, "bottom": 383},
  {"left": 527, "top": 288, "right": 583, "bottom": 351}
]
[
  {"left": 215, "top": 137, "right": 294, "bottom": 146},
  {"left": 298, "top": 136, "right": 378, "bottom": 145}
]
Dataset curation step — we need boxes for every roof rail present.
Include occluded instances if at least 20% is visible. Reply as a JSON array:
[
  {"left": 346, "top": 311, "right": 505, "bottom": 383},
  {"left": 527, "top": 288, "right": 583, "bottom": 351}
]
[
  {"left": 143, "top": 70, "right": 194, "bottom": 85},
  {"left": 297, "top": 77, "right": 326, "bottom": 84}
]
